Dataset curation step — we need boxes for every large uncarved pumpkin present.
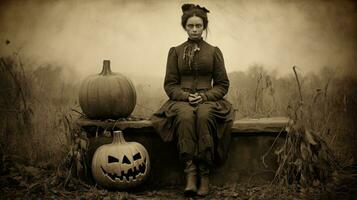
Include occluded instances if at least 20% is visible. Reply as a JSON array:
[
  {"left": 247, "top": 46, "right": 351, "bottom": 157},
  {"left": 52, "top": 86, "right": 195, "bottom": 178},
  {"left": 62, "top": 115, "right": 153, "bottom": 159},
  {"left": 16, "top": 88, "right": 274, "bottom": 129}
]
[
  {"left": 91, "top": 131, "right": 150, "bottom": 189},
  {"left": 79, "top": 60, "right": 136, "bottom": 119}
]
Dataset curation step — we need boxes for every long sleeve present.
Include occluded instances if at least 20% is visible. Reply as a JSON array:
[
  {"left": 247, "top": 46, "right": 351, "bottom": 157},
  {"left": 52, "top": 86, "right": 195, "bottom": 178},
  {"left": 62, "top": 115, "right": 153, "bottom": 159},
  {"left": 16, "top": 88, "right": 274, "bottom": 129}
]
[
  {"left": 164, "top": 47, "right": 190, "bottom": 101},
  {"left": 202, "top": 47, "right": 229, "bottom": 101}
]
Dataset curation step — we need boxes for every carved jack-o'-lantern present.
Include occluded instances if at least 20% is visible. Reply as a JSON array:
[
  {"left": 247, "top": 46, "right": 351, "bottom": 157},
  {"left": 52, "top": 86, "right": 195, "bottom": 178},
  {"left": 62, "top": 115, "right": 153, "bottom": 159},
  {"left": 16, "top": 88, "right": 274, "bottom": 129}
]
[{"left": 91, "top": 131, "right": 150, "bottom": 189}]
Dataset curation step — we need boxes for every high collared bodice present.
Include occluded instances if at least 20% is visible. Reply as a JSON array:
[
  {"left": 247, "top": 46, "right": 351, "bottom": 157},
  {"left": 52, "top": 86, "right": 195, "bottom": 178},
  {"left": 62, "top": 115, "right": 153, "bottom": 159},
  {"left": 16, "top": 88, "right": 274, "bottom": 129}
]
[
  {"left": 164, "top": 38, "right": 229, "bottom": 101},
  {"left": 174, "top": 38, "right": 216, "bottom": 91}
]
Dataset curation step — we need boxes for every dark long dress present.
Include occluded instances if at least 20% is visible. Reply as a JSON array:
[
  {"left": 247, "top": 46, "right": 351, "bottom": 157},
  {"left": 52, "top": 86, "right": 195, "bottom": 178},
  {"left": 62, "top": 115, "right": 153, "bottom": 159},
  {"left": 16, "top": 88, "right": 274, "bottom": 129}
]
[{"left": 150, "top": 38, "right": 234, "bottom": 166}]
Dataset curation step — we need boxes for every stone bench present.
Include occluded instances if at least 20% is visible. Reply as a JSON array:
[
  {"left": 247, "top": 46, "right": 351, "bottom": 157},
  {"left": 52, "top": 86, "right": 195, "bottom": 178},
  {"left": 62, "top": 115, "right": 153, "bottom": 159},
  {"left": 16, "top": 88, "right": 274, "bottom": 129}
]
[{"left": 77, "top": 117, "right": 289, "bottom": 186}]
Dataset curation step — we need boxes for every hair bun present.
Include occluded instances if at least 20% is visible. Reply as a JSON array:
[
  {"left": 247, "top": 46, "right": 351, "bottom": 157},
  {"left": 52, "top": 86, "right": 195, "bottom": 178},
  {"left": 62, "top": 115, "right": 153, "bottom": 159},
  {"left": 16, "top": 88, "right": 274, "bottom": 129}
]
[
  {"left": 181, "top": 4, "right": 210, "bottom": 13},
  {"left": 181, "top": 4, "right": 196, "bottom": 12}
]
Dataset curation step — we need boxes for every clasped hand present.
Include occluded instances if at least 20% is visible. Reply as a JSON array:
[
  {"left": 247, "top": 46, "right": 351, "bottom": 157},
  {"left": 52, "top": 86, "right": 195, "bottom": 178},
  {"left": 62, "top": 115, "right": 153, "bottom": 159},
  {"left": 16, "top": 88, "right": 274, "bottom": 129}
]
[{"left": 188, "top": 93, "right": 202, "bottom": 105}]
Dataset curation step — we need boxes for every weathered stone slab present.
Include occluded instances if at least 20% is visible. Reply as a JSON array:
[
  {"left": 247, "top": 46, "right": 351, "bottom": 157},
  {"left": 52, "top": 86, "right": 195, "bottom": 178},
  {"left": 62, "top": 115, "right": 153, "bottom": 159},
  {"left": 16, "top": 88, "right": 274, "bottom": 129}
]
[
  {"left": 79, "top": 117, "right": 289, "bottom": 186},
  {"left": 76, "top": 117, "right": 290, "bottom": 135}
]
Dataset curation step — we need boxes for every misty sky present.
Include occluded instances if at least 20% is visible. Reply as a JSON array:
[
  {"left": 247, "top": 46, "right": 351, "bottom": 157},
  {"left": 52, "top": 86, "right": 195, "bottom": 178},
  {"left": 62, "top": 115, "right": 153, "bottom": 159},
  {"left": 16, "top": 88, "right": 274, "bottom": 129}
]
[{"left": 0, "top": 0, "right": 356, "bottom": 80}]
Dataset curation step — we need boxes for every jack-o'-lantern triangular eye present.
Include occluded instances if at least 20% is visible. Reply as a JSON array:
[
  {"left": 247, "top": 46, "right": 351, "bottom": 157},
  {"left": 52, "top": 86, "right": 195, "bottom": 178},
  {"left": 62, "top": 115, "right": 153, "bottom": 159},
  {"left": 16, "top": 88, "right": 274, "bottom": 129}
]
[
  {"left": 133, "top": 152, "right": 142, "bottom": 160},
  {"left": 108, "top": 155, "right": 119, "bottom": 163},
  {"left": 122, "top": 155, "right": 131, "bottom": 164}
]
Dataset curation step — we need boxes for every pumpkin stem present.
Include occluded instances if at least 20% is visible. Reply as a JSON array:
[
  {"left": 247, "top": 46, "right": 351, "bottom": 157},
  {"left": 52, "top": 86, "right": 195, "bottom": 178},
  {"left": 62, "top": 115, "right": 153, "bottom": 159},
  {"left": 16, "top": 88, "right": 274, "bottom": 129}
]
[
  {"left": 100, "top": 60, "right": 112, "bottom": 75},
  {"left": 113, "top": 130, "right": 126, "bottom": 144}
]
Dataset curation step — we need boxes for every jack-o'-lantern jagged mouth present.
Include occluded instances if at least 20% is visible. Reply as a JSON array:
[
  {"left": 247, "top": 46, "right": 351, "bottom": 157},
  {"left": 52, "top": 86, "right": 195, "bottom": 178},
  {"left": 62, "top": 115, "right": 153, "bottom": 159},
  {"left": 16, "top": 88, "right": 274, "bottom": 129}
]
[{"left": 101, "top": 159, "right": 147, "bottom": 182}]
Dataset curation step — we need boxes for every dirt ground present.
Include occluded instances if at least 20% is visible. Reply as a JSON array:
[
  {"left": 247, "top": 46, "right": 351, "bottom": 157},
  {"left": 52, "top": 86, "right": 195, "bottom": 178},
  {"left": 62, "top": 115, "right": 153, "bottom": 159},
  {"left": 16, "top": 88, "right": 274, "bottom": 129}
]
[
  {"left": 1, "top": 181, "right": 354, "bottom": 200},
  {"left": 1, "top": 154, "right": 356, "bottom": 200},
  {"left": 1, "top": 160, "right": 356, "bottom": 200}
]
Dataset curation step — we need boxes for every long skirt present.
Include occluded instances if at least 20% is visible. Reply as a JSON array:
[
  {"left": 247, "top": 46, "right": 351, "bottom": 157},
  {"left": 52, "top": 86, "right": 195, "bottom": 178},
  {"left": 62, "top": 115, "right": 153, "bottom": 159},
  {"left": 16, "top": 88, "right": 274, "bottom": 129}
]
[{"left": 150, "top": 98, "right": 234, "bottom": 166}]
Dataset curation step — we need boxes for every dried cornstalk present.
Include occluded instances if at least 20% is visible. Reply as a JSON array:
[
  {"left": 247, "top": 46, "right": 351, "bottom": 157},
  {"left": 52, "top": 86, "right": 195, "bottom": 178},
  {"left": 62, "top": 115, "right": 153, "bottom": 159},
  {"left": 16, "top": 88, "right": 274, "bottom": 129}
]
[{"left": 272, "top": 66, "right": 339, "bottom": 188}]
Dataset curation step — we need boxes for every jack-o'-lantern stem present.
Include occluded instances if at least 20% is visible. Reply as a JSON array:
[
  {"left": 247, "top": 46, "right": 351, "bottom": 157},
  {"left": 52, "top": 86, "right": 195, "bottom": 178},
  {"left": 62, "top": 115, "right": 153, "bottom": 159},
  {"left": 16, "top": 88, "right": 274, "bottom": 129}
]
[
  {"left": 100, "top": 60, "right": 112, "bottom": 76},
  {"left": 113, "top": 130, "right": 126, "bottom": 144}
]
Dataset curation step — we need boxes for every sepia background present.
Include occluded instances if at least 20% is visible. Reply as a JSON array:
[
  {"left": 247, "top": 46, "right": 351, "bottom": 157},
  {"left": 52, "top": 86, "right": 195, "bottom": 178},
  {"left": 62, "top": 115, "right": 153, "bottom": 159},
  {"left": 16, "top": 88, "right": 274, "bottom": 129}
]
[
  {"left": 0, "top": 0, "right": 357, "bottom": 198},
  {"left": 1, "top": 0, "right": 357, "bottom": 77}
]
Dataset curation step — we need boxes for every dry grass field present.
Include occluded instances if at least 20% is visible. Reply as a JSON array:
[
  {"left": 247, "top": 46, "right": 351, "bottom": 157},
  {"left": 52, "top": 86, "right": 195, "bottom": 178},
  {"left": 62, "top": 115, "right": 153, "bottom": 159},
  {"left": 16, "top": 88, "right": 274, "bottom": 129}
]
[{"left": 1, "top": 53, "right": 356, "bottom": 199}]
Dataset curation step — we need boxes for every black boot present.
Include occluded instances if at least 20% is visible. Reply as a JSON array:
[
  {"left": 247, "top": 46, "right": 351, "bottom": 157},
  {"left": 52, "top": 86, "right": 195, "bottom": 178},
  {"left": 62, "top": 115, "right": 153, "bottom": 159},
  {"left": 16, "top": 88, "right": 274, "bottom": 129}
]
[
  {"left": 197, "top": 162, "right": 209, "bottom": 196},
  {"left": 184, "top": 160, "right": 197, "bottom": 196}
]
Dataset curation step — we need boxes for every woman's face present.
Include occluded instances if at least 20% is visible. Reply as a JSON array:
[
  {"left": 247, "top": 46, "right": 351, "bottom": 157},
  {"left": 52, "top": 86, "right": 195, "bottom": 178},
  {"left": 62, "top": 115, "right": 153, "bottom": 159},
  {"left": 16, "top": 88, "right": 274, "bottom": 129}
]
[{"left": 185, "top": 16, "right": 204, "bottom": 40}]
